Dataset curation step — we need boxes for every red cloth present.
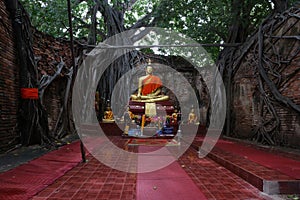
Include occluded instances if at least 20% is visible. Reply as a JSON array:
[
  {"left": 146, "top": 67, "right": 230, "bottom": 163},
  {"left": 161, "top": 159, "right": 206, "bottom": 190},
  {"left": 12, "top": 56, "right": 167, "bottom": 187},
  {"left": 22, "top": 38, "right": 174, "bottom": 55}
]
[
  {"left": 21, "top": 88, "right": 39, "bottom": 99},
  {"left": 141, "top": 75, "right": 162, "bottom": 95}
]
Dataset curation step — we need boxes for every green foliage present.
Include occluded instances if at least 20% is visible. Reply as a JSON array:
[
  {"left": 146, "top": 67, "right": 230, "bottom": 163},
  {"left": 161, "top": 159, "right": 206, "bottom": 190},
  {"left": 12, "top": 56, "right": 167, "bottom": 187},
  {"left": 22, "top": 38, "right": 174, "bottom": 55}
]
[
  {"left": 20, "top": 0, "right": 96, "bottom": 38},
  {"left": 152, "top": 0, "right": 281, "bottom": 60},
  {"left": 20, "top": 0, "right": 68, "bottom": 37},
  {"left": 19, "top": 0, "right": 299, "bottom": 59},
  {"left": 124, "top": 0, "right": 159, "bottom": 28}
]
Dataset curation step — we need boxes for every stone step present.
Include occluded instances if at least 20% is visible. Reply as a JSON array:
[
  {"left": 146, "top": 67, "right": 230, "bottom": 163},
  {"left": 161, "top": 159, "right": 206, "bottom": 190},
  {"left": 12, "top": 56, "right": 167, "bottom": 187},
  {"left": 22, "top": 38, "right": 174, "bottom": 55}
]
[{"left": 192, "top": 137, "right": 300, "bottom": 195}]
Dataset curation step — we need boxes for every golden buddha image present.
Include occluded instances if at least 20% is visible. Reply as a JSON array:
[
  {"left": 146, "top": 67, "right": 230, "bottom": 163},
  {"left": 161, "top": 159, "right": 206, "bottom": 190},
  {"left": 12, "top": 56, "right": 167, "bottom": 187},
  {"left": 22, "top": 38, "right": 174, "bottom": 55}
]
[
  {"left": 131, "top": 63, "right": 169, "bottom": 103},
  {"left": 103, "top": 106, "right": 114, "bottom": 122},
  {"left": 188, "top": 108, "right": 197, "bottom": 124}
]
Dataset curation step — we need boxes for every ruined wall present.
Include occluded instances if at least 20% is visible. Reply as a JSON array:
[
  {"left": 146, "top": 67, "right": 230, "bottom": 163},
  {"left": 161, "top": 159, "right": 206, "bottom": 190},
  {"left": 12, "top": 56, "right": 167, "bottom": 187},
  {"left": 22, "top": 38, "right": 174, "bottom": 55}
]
[
  {"left": 167, "top": 56, "right": 210, "bottom": 125},
  {"left": 0, "top": 0, "right": 20, "bottom": 152},
  {"left": 280, "top": 54, "right": 300, "bottom": 146},
  {"left": 233, "top": 56, "right": 259, "bottom": 137},
  {"left": 32, "top": 30, "right": 73, "bottom": 132},
  {"left": 0, "top": 0, "right": 76, "bottom": 152},
  {"left": 141, "top": 55, "right": 210, "bottom": 125},
  {"left": 233, "top": 9, "right": 300, "bottom": 148}
]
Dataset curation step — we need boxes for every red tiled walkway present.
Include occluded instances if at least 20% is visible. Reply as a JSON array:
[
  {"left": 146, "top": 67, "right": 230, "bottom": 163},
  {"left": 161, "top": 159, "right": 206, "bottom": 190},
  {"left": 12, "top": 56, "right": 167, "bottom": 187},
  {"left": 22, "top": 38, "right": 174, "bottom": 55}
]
[
  {"left": 30, "top": 136, "right": 272, "bottom": 200},
  {"left": 1, "top": 135, "right": 298, "bottom": 199},
  {"left": 137, "top": 146, "right": 207, "bottom": 199},
  {"left": 32, "top": 155, "right": 137, "bottom": 200},
  {"left": 215, "top": 139, "right": 300, "bottom": 178},
  {"left": 0, "top": 141, "right": 83, "bottom": 200},
  {"left": 178, "top": 148, "right": 269, "bottom": 200},
  {"left": 193, "top": 136, "right": 300, "bottom": 194}
]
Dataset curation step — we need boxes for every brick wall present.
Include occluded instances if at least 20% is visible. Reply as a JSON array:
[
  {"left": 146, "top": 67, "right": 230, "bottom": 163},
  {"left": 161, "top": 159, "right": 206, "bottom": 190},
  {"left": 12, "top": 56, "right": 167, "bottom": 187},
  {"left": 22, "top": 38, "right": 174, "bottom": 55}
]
[
  {"left": 145, "top": 55, "right": 209, "bottom": 125},
  {"left": 0, "top": 0, "right": 75, "bottom": 152},
  {"left": 0, "top": 0, "right": 20, "bottom": 152},
  {"left": 32, "top": 30, "right": 73, "bottom": 132},
  {"left": 232, "top": 12, "right": 300, "bottom": 148}
]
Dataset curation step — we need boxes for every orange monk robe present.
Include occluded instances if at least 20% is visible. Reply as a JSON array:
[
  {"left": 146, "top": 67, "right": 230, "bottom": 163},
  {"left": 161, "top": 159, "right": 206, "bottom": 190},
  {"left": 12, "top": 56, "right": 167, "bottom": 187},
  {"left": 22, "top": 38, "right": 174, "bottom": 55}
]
[{"left": 141, "top": 75, "right": 162, "bottom": 95}]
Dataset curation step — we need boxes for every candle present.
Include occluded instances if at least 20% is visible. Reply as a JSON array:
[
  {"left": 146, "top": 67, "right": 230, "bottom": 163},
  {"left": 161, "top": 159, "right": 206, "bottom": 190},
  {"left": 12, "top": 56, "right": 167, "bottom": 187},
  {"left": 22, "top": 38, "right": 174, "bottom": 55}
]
[{"left": 141, "top": 114, "right": 146, "bottom": 134}]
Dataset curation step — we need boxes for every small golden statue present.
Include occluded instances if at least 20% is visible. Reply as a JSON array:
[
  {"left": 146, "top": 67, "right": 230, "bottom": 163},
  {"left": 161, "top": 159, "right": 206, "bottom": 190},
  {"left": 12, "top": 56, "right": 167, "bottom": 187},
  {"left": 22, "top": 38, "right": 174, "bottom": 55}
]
[
  {"left": 131, "top": 62, "right": 169, "bottom": 103},
  {"left": 103, "top": 106, "right": 114, "bottom": 122},
  {"left": 171, "top": 109, "right": 178, "bottom": 121},
  {"left": 188, "top": 108, "right": 197, "bottom": 124}
]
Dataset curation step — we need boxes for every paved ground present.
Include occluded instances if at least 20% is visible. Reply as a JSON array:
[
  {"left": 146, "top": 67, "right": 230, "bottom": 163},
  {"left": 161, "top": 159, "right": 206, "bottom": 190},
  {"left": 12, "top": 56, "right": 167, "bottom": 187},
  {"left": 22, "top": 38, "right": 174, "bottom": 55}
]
[
  {"left": 1, "top": 135, "right": 299, "bottom": 200},
  {"left": 30, "top": 143, "right": 269, "bottom": 200},
  {"left": 0, "top": 144, "right": 49, "bottom": 173},
  {"left": 0, "top": 134, "right": 79, "bottom": 173}
]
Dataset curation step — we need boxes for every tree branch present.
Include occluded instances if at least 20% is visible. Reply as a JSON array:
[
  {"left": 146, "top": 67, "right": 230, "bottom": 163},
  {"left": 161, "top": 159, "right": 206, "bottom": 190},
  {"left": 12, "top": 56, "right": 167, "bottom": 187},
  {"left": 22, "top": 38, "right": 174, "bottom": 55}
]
[
  {"left": 129, "top": 12, "right": 153, "bottom": 29},
  {"left": 257, "top": 24, "right": 300, "bottom": 113},
  {"left": 123, "top": 0, "right": 138, "bottom": 11}
]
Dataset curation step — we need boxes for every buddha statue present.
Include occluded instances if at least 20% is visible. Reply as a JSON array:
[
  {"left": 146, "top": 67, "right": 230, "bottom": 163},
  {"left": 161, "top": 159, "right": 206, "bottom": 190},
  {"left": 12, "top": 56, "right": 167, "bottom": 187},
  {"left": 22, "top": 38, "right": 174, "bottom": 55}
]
[
  {"left": 103, "top": 106, "right": 114, "bottom": 121},
  {"left": 131, "top": 65, "right": 169, "bottom": 103},
  {"left": 188, "top": 108, "right": 198, "bottom": 124},
  {"left": 171, "top": 109, "right": 178, "bottom": 122}
]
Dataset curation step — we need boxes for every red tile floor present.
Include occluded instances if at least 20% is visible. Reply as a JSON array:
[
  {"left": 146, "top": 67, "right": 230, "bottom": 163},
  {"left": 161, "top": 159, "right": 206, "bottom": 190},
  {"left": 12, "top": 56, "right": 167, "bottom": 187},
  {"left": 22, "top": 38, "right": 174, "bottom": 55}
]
[
  {"left": 1, "top": 135, "right": 299, "bottom": 200},
  {"left": 31, "top": 146, "right": 267, "bottom": 200}
]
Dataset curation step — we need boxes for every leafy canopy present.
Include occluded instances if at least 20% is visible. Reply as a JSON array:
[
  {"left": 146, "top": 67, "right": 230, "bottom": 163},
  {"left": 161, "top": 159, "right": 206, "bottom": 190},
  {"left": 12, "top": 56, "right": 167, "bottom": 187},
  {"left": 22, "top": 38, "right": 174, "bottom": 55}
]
[{"left": 19, "top": 0, "right": 298, "bottom": 60}]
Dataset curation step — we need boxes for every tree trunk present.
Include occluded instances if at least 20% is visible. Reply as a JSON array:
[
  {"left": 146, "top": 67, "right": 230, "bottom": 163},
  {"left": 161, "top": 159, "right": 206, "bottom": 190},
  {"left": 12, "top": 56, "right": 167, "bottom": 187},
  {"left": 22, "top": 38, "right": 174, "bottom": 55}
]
[
  {"left": 217, "top": 0, "right": 250, "bottom": 136},
  {"left": 5, "top": 0, "right": 55, "bottom": 147},
  {"left": 93, "top": 0, "right": 145, "bottom": 118}
]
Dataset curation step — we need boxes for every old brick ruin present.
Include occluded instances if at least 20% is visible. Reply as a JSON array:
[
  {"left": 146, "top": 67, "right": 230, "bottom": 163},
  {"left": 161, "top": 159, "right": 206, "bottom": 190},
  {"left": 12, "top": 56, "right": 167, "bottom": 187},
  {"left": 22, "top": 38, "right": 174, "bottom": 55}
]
[
  {"left": 0, "top": 0, "right": 75, "bottom": 152},
  {"left": 232, "top": 7, "right": 300, "bottom": 148},
  {"left": 144, "top": 55, "right": 210, "bottom": 125},
  {"left": 0, "top": 0, "right": 299, "bottom": 152},
  {"left": 0, "top": 0, "right": 20, "bottom": 152},
  {"left": 32, "top": 30, "right": 75, "bottom": 132}
]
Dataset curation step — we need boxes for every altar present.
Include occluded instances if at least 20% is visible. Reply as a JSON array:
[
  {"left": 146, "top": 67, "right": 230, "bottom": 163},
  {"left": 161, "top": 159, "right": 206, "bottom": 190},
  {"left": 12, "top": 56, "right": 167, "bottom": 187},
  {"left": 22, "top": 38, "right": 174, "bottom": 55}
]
[
  {"left": 128, "top": 100, "right": 174, "bottom": 116},
  {"left": 125, "top": 100, "right": 179, "bottom": 137}
]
